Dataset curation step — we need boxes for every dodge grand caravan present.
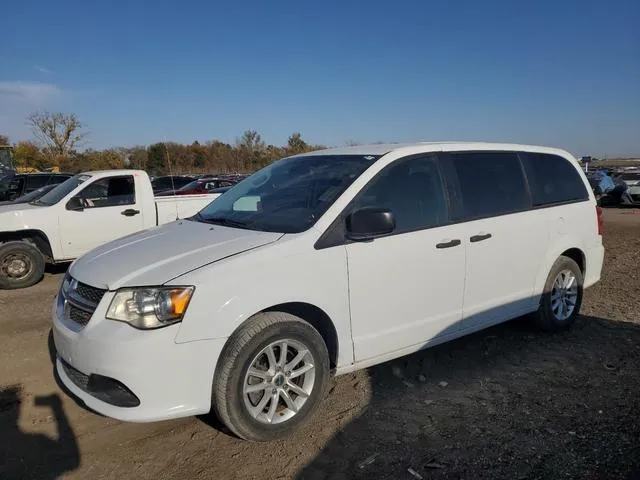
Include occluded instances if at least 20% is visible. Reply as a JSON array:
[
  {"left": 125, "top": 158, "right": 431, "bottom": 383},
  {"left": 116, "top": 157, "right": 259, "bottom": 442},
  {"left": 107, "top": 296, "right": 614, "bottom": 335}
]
[{"left": 52, "top": 142, "right": 604, "bottom": 441}]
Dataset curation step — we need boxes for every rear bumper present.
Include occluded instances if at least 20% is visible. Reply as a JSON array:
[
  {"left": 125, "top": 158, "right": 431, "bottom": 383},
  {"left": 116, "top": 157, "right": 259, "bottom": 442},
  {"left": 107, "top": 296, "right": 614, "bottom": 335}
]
[{"left": 584, "top": 242, "right": 604, "bottom": 289}]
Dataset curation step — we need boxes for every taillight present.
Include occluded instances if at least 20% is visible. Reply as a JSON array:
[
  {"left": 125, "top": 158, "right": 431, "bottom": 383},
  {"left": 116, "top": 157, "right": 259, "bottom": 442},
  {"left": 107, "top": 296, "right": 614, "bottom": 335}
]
[{"left": 596, "top": 205, "right": 604, "bottom": 235}]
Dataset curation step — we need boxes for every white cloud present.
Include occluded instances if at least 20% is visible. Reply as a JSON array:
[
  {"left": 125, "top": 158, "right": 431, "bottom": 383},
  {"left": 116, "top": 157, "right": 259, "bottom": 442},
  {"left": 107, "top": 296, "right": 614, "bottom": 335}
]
[
  {"left": 0, "top": 81, "right": 60, "bottom": 103},
  {"left": 34, "top": 65, "right": 53, "bottom": 74},
  {"left": 0, "top": 81, "right": 62, "bottom": 141}
]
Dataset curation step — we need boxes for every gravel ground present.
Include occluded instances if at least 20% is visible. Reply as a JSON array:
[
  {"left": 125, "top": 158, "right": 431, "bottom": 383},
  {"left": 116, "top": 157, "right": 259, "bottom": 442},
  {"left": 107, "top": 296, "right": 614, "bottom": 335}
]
[{"left": 0, "top": 208, "right": 639, "bottom": 480}]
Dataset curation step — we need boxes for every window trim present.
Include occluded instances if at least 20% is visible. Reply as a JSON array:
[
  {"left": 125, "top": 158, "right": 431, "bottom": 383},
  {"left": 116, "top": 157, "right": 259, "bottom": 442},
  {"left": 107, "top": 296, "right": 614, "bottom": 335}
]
[
  {"left": 314, "top": 153, "right": 453, "bottom": 250},
  {"left": 75, "top": 175, "right": 137, "bottom": 209}
]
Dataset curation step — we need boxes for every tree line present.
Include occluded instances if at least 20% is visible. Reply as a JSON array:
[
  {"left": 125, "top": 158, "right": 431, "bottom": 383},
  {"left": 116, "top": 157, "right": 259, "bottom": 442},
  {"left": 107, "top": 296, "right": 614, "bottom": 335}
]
[{"left": 1, "top": 111, "right": 326, "bottom": 175}]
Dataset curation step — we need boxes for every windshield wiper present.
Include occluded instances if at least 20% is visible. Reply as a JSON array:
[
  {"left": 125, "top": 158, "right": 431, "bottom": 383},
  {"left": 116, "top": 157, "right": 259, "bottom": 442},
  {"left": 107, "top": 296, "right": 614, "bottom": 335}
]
[
  {"left": 202, "top": 216, "right": 254, "bottom": 229},
  {"left": 189, "top": 211, "right": 204, "bottom": 222}
]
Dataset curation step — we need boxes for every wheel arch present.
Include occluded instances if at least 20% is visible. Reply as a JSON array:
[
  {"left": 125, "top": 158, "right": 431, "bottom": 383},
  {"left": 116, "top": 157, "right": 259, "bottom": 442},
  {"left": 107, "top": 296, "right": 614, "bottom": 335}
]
[
  {"left": 0, "top": 230, "right": 53, "bottom": 261},
  {"left": 559, "top": 247, "right": 586, "bottom": 275},
  {"left": 217, "top": 301, "right": 340, "bottom": 373},
  {"left": 261, "top": 302, "right": 339, "bottom": 371}
]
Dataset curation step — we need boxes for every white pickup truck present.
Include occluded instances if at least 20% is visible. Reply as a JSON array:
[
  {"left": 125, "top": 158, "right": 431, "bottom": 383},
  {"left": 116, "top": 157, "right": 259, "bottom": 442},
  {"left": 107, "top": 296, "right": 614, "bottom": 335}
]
[{"left": 0, "top": 169, "right": 221, "bottom": 289}]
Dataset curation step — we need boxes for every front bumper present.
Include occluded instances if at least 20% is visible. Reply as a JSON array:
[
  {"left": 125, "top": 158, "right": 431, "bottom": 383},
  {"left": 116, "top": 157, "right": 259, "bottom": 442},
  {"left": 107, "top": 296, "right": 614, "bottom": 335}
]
[{"left": 52, "top": 291, "right": 227, "bottom": 422}]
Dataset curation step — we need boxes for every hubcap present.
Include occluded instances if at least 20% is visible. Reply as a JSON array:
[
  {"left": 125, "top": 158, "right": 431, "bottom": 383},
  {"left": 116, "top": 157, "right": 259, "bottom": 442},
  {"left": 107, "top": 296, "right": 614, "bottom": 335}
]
[
  {"left": 243, "top": 339, "right": 316, "bottom": 425},
  {"left": 1, "top": 253, "right": 32, "bottom": 280},
  {"left": 551, "top": 269, "right": 578, "bottom": 321}
]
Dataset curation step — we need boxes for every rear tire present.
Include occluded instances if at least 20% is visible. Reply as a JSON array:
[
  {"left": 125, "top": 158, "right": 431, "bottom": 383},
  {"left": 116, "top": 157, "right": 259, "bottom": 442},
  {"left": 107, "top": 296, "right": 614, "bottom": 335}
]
[
  {"left": 530, "top": 256, "right": 583, "bottom": 331},
  {"left": 0, "top": 241, "right": 45, "bottom": 290},
  {"left": 213, "top": 311, "right": 330, "bottom": 441}
]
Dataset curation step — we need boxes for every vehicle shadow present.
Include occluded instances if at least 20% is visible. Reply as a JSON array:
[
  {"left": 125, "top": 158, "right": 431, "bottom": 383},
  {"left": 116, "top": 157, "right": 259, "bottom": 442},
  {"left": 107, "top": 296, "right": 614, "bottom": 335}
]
[
  {"left": 296, "top": 315, "right": 640, "bottom": 479},
  {"left": 45, "top": 262, "right": 71, "bottom": 276},
  {"left": 0, "top": 384, "right": 80, "bottom": 479}
]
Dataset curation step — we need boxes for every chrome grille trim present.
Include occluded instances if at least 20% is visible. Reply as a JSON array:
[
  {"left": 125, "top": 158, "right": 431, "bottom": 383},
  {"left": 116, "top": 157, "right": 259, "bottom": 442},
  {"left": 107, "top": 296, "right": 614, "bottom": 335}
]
[{"left": 59, "top": 274, "right": 106, "bottom": 329}]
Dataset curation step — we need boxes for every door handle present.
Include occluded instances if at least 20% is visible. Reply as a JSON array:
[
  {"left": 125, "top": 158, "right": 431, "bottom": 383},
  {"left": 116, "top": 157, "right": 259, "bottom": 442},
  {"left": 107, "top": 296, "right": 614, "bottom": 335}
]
[
  {"left": 470, "top": 233, "right": 492, "bottom": 242},
  {"left": 121, "top": 209, "right": 140, "bottom": 217},
  {"left": 436, "top": 239, "right": 461, "bottom": 249}
]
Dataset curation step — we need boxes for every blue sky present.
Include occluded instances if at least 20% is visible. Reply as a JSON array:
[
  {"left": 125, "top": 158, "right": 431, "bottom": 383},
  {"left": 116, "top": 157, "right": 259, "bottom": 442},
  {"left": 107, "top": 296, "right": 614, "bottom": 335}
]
[{"left": 2, "top": 0, "right": 639, "bottom": 156}]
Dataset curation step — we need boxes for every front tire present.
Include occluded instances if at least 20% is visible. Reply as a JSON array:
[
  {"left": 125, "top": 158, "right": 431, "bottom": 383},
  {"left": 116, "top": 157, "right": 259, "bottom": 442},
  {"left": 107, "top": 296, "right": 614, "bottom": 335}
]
[
  {"left": 530, "top": 256, "right": 584, "bottom": 331},
  {"left": 0, "top": 241, "right": 46, "bottom": 290},
  {"left": 213, "top": 311, "right": 330, "bottom": 441}
]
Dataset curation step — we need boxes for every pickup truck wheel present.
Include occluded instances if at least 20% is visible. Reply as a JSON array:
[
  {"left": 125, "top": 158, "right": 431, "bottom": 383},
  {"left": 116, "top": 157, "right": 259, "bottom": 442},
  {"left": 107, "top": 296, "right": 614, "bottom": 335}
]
[
  {"left": 213, "top": 312, "right": 330, "bottom": 441},
  {"left": 0, "top": 241, "right": 46, "bottom": 290},
  {"left": 530, "top": 256, "right": 583, "bottom": 332}
]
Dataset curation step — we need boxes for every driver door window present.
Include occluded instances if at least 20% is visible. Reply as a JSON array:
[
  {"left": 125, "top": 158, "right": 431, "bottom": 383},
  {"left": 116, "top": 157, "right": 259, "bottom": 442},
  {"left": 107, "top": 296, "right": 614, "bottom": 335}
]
[
  {"left": 76, "top": 176, "right": 135, "bottom": 208},
  {"left": 348, "top": 155, "right": 449, "bottom": 233}
]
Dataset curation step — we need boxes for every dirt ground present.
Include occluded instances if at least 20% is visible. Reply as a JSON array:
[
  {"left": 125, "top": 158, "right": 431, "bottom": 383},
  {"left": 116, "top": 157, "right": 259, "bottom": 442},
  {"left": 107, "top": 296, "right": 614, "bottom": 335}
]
[{"left": 1, "top": 209, "right": 639, "bottom": 480}]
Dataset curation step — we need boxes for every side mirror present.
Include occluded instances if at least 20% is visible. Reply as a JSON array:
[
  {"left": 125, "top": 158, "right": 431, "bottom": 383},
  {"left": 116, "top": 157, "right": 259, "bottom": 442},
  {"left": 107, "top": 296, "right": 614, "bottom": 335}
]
[
  {"left": 345, "top": 207, "right": 395, "bottom": 241},
  {"left": 66, "top": 196, "right": 84, "bottom": 212}
]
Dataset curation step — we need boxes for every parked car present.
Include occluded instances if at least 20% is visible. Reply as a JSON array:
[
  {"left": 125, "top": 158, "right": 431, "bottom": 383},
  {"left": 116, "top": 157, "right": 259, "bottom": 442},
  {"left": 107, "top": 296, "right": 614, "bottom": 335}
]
[
  {"left": 0, "top": 173, "right": 73, "bottom": 202},
  {"left": 52, "top": 143, "right": 603, "bottom": 441},
  {"left": 0, "top": 169, "right": 223, "bottom": 289},
  {"left": 0, "top": 173, "right": 17, "bottom": 199},
  {"left": 615, "top": 171, "right": 640, "bottom": 205},
  {"left": 155, "top": 176, "right": 241, "bottom": 196},
  {"left": 150, "top": 175, "right": 197, "bottom": 195},
  {"left": 0, "top": 183, "right": 60, "bottom": 206}
]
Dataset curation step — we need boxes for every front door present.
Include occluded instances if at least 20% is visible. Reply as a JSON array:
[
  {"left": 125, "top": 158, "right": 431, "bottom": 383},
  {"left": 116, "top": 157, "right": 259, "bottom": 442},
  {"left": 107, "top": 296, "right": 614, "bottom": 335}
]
[
  {"left": 345, "top": 154, "right": 467, "bottom": 363},
  {"left": 59, "top": 175, "right": 145, "bottom": 259}
]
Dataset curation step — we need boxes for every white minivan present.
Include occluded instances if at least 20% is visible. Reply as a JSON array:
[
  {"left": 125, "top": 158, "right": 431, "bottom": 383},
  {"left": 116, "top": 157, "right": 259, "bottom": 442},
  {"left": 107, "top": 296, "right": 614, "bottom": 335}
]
[{"left": 52, "top": 142, "right": 604, "bottom": 441}]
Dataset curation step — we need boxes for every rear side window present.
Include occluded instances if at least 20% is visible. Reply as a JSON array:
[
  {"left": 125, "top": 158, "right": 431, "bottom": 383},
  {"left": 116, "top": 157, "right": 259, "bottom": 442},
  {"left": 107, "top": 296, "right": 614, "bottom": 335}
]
[
  {"left": 521, "top": 153, "right": 589, "bottom": 206},
  {"left": 450, "top": 152, "right": 529, "bottom": 219}
]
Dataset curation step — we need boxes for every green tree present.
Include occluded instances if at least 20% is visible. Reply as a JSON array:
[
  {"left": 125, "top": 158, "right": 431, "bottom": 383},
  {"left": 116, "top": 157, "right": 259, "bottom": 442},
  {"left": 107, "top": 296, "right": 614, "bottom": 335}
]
[
  {"left": 0, "top": 134, "right": 9, "bottom": 145},
  {"left": 13, "top": 141, "right": 47, "bottom": 170},
  {"left": 286, "top": 132, "right": 308, "bottom": 155},
  {"left": 147, "top": 143, "right": 166, "bottom": 175},
  {"left": 127, "top": 146, "right": 148, "bottom": 170}
]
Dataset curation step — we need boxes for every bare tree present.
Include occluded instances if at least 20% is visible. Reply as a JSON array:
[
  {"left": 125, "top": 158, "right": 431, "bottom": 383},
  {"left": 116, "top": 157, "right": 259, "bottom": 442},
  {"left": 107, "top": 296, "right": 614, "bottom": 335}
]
[{"left": 26, "top": 111, "right": 88, "bottom": 156}]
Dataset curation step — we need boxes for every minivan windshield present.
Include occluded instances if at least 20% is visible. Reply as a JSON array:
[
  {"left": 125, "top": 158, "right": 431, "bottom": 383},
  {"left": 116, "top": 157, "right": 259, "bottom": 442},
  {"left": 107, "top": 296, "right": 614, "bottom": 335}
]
[
  {"left": 34, "top": 174, "right": 91, "bottom": 206},
  {"left": 194, "top": 154, "right": 377, "bottom": 233}
]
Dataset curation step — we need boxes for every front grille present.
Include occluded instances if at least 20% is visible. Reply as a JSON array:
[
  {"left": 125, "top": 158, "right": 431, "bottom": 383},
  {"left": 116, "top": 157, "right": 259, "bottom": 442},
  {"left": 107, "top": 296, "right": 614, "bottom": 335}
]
[
  {"left": 68, "top": 305, "right": 92, "bottom": 327},
  {"left": 75, "top": 282, "right": 107, "bottom": 305},
  {"left": 61, "top": 275, "right": 106, "bottom": 329}
]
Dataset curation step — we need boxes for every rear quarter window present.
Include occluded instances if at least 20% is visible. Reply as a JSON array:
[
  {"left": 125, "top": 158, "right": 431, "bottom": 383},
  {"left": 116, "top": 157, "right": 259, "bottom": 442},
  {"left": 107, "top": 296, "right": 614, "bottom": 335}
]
[{"left": 521, "top": 153, "right": 589, "bottom": 206}]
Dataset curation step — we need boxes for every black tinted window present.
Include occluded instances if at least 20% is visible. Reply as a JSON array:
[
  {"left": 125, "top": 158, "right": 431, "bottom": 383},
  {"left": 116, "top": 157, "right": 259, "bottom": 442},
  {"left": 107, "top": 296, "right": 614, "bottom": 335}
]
[
  {"left": 522, "top": 153, "right": 589, "bottom": 206},
  {"left": 49, "top": 175, "right": 71, "bottom": 185},
  {"left": 451, "top": 152, "right": 529, "bottom": 219},
  {"left": 350, "top": 155, "right": 448, "bottom": 232},
  {"left": 25, "top": 175, "right": 50, "bottom": 190},
  {"left": 8, "top": 177, "right": 25, "bottom": 193}
]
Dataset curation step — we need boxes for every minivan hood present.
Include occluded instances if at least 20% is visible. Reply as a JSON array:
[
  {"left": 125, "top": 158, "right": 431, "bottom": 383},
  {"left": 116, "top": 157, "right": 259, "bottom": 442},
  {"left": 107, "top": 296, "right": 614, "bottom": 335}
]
[{"left": 69, "top": 220, "right": 283, "bottom": 290}]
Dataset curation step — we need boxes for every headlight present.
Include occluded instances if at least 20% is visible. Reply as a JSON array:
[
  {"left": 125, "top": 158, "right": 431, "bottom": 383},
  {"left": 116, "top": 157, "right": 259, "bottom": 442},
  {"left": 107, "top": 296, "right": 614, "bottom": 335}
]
[{"left": 106, "top": 286, "right": 195, "bottom": 329}]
